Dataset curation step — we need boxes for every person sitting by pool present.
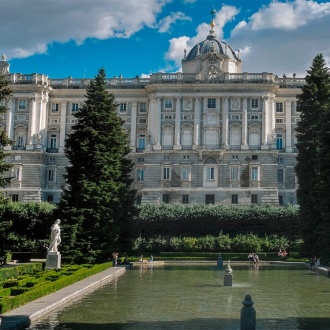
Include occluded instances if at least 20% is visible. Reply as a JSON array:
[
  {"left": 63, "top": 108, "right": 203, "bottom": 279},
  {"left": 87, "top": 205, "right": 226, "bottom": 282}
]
[
  {"left": 278, "top": 249, "right": 283, "bottom": 257},
  {"left": 253, "top": 253, "right": 259, "bottom": 263},
  {"left": 248, "top": 253, "right": 254, "bottom": 261},
  {"left": 312, "top": 258, "right": 320, "bottom": 270},
  {"left": 282, "top": 250, "right": 288, "bottom": 257}
]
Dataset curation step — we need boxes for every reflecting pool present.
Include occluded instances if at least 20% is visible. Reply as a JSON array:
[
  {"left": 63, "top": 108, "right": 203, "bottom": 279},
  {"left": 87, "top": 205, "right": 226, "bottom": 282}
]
[{"left": 27, "top": 263, "right": 330, "bottom": 329}]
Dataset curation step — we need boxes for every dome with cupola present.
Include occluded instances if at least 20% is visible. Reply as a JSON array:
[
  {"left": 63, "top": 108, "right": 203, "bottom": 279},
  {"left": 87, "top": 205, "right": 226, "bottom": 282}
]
[{"left": 182, "top": 10, "right": 242, "bottom": 77}]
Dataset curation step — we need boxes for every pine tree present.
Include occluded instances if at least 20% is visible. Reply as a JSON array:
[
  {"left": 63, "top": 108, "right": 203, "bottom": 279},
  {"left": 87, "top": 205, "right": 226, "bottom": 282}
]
[
  {"left": 0, "top": 75, "right": 13, "bottom": 192},
  {"left": 295, "top": 54, "right": 330, "bottom": 257},
  {"left": 59, "top": 68, "right": 138, "bottom": 263}
]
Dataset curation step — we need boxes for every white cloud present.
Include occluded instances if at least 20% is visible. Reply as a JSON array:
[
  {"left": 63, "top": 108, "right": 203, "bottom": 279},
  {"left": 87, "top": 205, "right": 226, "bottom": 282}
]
[
  {"left": 230, "top": 0, "right": 330, "bottom": 75},
  {"left": 165, "top": 6, "right": 239, "bottom": 67},
  {"left": 158, "top": 12, "right": 192, "bottom": 33},
  {"left": 0, "top": 0, "right": 171, "bottom": 59}
]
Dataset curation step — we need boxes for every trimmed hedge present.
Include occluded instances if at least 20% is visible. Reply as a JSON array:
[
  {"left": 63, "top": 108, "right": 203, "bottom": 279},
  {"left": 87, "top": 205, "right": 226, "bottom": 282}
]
[
  {"left": 137, "top": 204, "right": 300, "bottom": 239},
  {"left": 0, "top": 262, "right": 112, "bottom": 313},
  {"left": 0, "top": 263, "right": 43, "bottom": 282}
]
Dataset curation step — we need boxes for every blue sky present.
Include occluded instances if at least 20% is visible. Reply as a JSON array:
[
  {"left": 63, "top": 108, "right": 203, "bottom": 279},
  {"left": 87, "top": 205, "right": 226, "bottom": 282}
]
[{"left": 1, "top": 0, "right": 330, "bottom": 79}]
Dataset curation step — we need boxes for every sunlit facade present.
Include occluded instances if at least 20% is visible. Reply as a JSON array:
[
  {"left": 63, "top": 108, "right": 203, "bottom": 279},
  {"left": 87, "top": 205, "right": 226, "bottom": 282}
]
[{"left": 0, "top": 23, "right": 304, "bottom": 206}]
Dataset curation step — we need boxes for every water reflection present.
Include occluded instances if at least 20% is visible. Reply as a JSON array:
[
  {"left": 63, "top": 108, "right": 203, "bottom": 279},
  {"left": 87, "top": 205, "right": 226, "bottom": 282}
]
[{"left": 26, "top": 264, "right": 330, "bottom": 330}]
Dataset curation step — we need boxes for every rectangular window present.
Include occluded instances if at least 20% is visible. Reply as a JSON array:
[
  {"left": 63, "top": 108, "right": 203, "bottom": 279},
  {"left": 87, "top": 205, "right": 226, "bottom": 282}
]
[
  {"left": 251, "top": 98, "right": 259, "bottom": 108},
  {"left": 182, "top": 167, "right": 191, "bottom": 181},
  {"left": 163, "top": 167, "right": 170, "bottom": 180},
  {"left": 71, "top": 103, "right": 79, "bottom": 113},
  {"left": 47, "top": 195, "right": 53, "bottom": 203},
  {"left": 18, "top": 99, "right": 27, "bottom": 110},
  {"left": 50, "top": 119, "right": 59, "bottom": 124},
  {"left": 250, "top": 115, "right": 260, "bottom": 120},
  {"left": 230, "top": 114, "right": 241, "bottom": 120},
  {"left": 162, "top": 194, "right": 170, "bottom": 203},
  {"left": 164, "top": 155, "right": 169, "bottom": 160},
  {"left": 119, "top": 103, "right": 127, "bottom": 113},
  {"left": 182, "top": 194, "right": 189, "bottom": 204},
  {"left": 232, "top": 155, "right": 238, "bottom": 160},
  {"left": 137, "top": 169, "right": 144, "bottom": 182},
  {"left": 276, "top": 118, "right": 284, "bottom": 124},
  {"left": 13, "top": 167, "right": 20, "bottom": 180},
  {"left": 17, "top": 115, "right": 26, "bottom": 120},
  {"left": 206, "top": 167, "right": 215, "bottom": 180},
  {"left": 47, "top": 169, "right": 56, "bottom": 182},
  {"left": 251, "top": 167, "right": 259, "bottom": 180},
  {"left": 277, "top": 169, "right": 284, "bottom": 182},
  {"left": 231, "top": 194, "right": 238, "bottom": 204},
  {"left": 164, "top": 98, "right": 173, "bottom": 109},
  {"left": 138, "top": 118, "right": 147, "bottom": 124},
  {"left": 277, "top": 157, "right": 283, "bottom": 164},
  {"left": 207, "top": 98, "right": 216, "bottom": 109},
  {"left": 251, "top": 194, "right": 258, "bottom": 204},
  {"left": 139, "top": 102, "right": 147, "bottom": 113},
  {"left": 138, "top": 157, "right": 144, "bottom": 163},
  {"left": 162, "top": 114, "right": 174, "bottom": 120},
  {"left": 231, "top": 167, "right": 239, "bottom": 181},
  {"left": 48, "top": 157, "right": 55, "bottom": 164},
  {"left": 11, "top": 194, "right": 19, "bottom": 202},
  {"left": 50, "top": 135, "right": 57, "bottom": 149},
  {"left": 252, "top": 155, "right": 258, "bottom": 160},
  {"left": 205, "top": 194, "right": 215, "bottom": 205},
  {"left": 183, "top": 155, "right": 189, "bottom": 160},
  {"left": 276, "top": 102, "right": 283, "bottom": 113},
  {"left": 51, "top": 103, "right": 59, "bottom": 113},
  {"left": 279, "top": 195, "right": 284, "bottom": 205}
]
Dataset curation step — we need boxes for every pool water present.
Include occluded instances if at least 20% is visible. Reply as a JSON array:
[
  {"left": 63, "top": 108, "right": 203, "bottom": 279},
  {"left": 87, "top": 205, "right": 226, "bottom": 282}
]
[{"left": 26, "top": 263, "right": 330, "bottom": 329}]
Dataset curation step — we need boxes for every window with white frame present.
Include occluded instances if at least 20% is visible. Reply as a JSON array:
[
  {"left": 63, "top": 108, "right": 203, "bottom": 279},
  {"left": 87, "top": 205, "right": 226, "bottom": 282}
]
[
  {"left": 18, "top": 99, "right": 27, "bottom": 110},
  {"left": 206, "top": 167, "right": 215, "bottom": 180},
  {"left": 276, "top": 118, "right": 284, "bottom": 124},
  {"left": 17, "top": 135, "right": 24, "bottom": 147},
  {"left": 47, "top": 168, "right": 56, "bottom": 182},
  {"left": 162, "top": 194, "right": 170, "bottom": 203},
  {"left": 231, "top": 194, "right": 238, "bottom": 204},
  {"left": 182, "top": 194, "right": 189, "bottom": 204},
  {"left": 163, "top": 167, "right": 171, "bottom": 180},
  {"left": 162, "top": 114, "right": 173, "bottom": 120},
  {"left": 13, "top": 167, "right": 21, "bottom": 180},
  {"left": 138, "top": 157, "right": 144, "bottom": 163},
  {"left": 164, "top": 155, "right": 169, "bottom": 160},
  {"left": 251, "top": 194, "right": 258, "bottom": 204},
  {"left": 137, "top": 169, "right": 144, "bottom": 182},
  {"left": 232, "top": 155, "right": 238, "bottom": 160},
  {"left": 207, "top": 98, "right": 216, "bottom": 109},
  {"left": 250, "top": 115, "right": 260, "bottom": 120},
  {"left": 49, "top": 134, "right": 57, "bottom": 149},
  {"left": 164, "top": 98, "right": 173, "bottom": 109},
  {"left": 119, "top": 103, "right": 127, "bottom": 113},
  {"left": 183, "top": 155, "right": 189, "bottom": 160},
  {"left": 71, "top": 103, "right": 79, "bottom": 113},
  {"left": 181, "top": 166, "right": 191, "bottom": 181},
  {"left": 138, "top": 118, "right": 147, "bottom": 124},
  {"left": 49, "top": 157, "right": 55, "bottom": 163},
  {"left": 250, "top": 166, "right": 259, "bottom": 180},
  {"left": 251, "top": 98, "right": 259, "bottom": 109},
  {"left": 139, "top": 102, "right": 147, "bottom": 113},
  {"left": 230, "top": 166, "right": 239, "bottom": 181},
  {"left": 50, "top": 119, "right": 59, "bottom": 124},
  {"left": 277, "top": 157, "right": 283, "bottom": 164},
  {"left": 276, "top": 102, "right": 284, "bottom": 113},
  {"left": 51, "top": 103, "right": 59, "bottom": 113},
  {"left": 17, "top": 115, "right": 26, "bottom": 121},
  {"left": 230, "top": 114, "right": 241, "bottom": 120}
]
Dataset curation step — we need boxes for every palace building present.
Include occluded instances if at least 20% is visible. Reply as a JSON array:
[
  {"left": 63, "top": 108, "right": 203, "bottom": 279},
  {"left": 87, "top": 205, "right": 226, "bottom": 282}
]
[{"left": 0, "top": 20, "right": 305, "bottom": 206}]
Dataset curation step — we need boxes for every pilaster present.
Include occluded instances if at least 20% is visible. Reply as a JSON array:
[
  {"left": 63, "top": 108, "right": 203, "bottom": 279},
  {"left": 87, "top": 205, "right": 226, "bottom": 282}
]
[
  {"left": 193, "top": 97, "right": 200, "bottom": 149},
  {"left": 59, "top": 101, "right": 67, "bottom": 152},
  {"left": 173, "top": 97, "right": 181, "bottom": 150},
  {"left": 130, "top": 101, "right": 137, "bottom": 152},
  {"left": 285, "top": 100, "right": 292, "bottom": 152},
  {"left": 241, "top": 98, "right": 248, "bottom": 150},
  {"left": 222, "top": 98, "right": 229, "bottom": 150}
]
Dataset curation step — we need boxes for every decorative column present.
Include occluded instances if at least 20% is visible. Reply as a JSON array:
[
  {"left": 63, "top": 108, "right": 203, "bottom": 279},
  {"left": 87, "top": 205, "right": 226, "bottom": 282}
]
[
  {"left": 269, "top": 97, "right": 275, "bottom": 148},
  {"left": 153, "top": 98, "right": 161, "bottom": 150},
  {"left": 261, "top": 96, "right": 269, "bottom": 150},
  {"left": 4, "top": 97, "right": 14, "bottom": 151},
  {"left": 222, "top": 98, "right": 229, "bottom": 149},
  {"left": 26, "top": 97, "right": 37, "bottom": 150},
  {"left": 59, "top": 101, "right": 67, "bottom": 153},
  {"left": 285, "top": 100, "right": 292, "bottom": 152},
  {"left": 174, "top": 97, "right": 181, "bottom": 150},
  {"left": 241, "top": 98, "right": 248, "bottom": 150},
  {"left": 193, "top": 98, "right": 200, "bottom": 149},
  {"left": 130, "top": 101, "right": 137, "bottom": 152}
]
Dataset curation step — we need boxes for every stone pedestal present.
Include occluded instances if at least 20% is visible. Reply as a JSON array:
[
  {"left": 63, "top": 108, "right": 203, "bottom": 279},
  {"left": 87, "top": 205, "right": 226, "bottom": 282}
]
[
  {"left": 240, "top": 294, "right": 256, "bottom": 329},
  {"left": 224, "top": 261, "right": 233, "bottom": 286},
  {"left": 45, "top": 252, "right": 61, "bottom": 269}
]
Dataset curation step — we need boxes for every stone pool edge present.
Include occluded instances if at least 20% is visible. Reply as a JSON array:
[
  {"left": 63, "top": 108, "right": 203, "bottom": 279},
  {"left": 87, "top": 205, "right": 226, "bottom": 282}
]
[{"left": 0, "top": 266, "right": 126, "bottom": 330}]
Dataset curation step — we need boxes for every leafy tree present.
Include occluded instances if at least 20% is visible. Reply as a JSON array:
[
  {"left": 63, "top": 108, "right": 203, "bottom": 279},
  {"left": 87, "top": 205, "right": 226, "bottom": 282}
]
[
  {"left": 0, "top": 75, "right": 13, "bottom": 191},
  {"left": 59, "top": 68, "right": 138, "bottom": 263},
  {"left": 295, "top": 54, "right": 330, "bottom": 258}
]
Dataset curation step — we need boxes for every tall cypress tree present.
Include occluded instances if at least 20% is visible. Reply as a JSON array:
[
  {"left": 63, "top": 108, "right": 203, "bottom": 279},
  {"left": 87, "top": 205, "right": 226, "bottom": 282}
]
[
  {"left": 0, "top": 75, "right": 13, "bottom": 193},
  {"left": 295, "top": 54, "right": 330, "bottom": 257},
  {"left": 59, "top": 68, "right": 138, "bottom": 263}
]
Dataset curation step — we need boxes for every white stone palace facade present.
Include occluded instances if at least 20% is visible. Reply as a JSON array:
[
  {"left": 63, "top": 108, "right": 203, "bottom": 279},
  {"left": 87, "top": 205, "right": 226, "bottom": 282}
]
[{"left": 0, "top": 25, "right": 305, "bottom": 206}]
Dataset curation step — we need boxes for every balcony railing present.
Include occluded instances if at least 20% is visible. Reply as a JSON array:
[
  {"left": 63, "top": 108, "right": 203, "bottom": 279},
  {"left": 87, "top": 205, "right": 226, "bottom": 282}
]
[{"left": 46, "top": 148, "right": 59, "bottom": 153}]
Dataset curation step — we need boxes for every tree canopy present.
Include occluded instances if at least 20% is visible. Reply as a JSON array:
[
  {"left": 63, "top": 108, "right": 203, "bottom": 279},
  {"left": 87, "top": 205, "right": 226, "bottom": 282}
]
[
  {"left": 295, "top": 54, "right": 330, "bottom": 259},
  {"left": 59, "top": 68, "right": 138, "bottom": 263}
]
